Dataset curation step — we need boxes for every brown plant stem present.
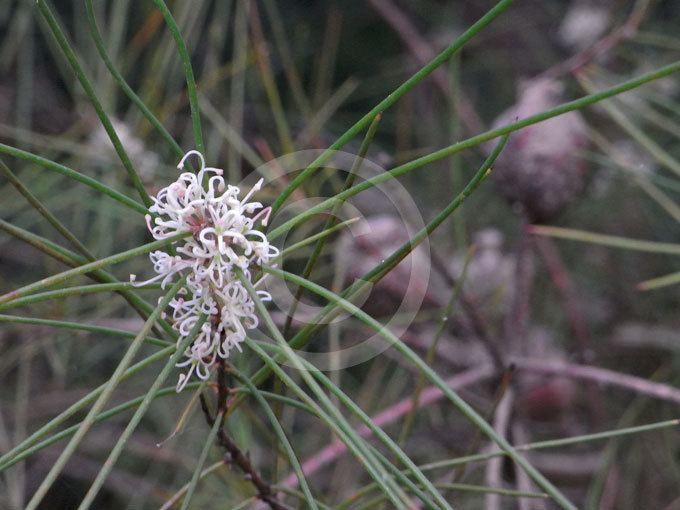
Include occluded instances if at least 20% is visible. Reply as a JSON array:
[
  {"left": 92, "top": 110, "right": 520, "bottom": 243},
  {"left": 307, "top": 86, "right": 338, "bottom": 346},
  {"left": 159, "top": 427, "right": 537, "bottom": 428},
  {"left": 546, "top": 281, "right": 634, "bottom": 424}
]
[
  {"left": 199, "top": 364, "right": 287, "bottom": 510},
  {"left": 534, "top": 235, "right": 605, "bottom": 425},
  {"left": 504, "top": 216, "right": 535, "bottom": 354}
]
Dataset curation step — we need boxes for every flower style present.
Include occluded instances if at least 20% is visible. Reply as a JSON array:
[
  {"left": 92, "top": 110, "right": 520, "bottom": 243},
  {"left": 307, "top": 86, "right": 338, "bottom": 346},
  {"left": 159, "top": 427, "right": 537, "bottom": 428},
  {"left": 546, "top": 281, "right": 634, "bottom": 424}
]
[{"left": 132, "top": 150, "right": 278, "bottom": 391}]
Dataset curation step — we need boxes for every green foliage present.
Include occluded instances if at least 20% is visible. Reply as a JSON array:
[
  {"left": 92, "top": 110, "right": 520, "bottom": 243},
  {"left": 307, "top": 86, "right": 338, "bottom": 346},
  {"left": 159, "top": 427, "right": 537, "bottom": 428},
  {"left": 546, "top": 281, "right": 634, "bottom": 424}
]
[{"left": 1, "top": 1, "right": 679, "bottom": 509}]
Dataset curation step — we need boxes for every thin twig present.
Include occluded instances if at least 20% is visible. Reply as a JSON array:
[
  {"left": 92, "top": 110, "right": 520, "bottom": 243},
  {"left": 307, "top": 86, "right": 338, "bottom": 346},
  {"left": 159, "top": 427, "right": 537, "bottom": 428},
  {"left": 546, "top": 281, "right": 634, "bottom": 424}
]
[
  {"left": 430, "top": 249, "right": 505, "bottom": 371},
  {"left": 281, "top": 365, "right": 495, "bottom": 488},
  {"left": 453, "top": 365, "right": 515, "bottom": 483},
  {"left": 512, "top": 423, "right": 548, "bottom": 510},
  {"left": 485, "top": 389, "right": 515, "bottom": 510},
  {"left": 367, "top": 0, "right": 484, "bottom": 134},
  {"left": 199, "top": 370, "right": 287, "bottom": 510},
  {"left": 541, "top": 0, "right": 651, "bottom": 80},
  {"left": 534, "top": 236, "right": 605, "bottom": 425},
  {"left": 504, "top": 215, "right": 534, "bottom": 355},
  {"left": 417, "top": 335, "right": 680, "bottom": 407},
  {"left": 512, "top": 359, "right": 680, "bottom": 406}
]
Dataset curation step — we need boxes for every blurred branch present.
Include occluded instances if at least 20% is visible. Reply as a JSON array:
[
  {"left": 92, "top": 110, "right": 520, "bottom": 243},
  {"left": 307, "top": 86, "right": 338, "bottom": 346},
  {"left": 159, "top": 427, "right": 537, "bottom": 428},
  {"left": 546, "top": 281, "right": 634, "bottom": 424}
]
[
  {"left": 430, "top": 248, "right": 505, "bottom": 371},
  {"left": 284, "top": 352, "right": 680, "bottom": 492},
  {"left": 534, "top": 236, "right": 605, "bottom": 424},
  {"left": 485, "top": 389, "right": 515, "bottom": 510},
  {"left": 542, "top": 0, "right": 651, "bottom": 79},
  {"left": 422, "top": 336, "right": 680, "bottom": 406},
  {"left": 367, "top": 0, "right": 484, "bottom": 134},
  {"left": 512, "top": 359, "right": 680, "bottom": 406},
  {"left": 504, "top": 216, "right": 534, "bottom": 354},
  {"left": 281, "top": 365, "right": 495, "bottom": 488}
]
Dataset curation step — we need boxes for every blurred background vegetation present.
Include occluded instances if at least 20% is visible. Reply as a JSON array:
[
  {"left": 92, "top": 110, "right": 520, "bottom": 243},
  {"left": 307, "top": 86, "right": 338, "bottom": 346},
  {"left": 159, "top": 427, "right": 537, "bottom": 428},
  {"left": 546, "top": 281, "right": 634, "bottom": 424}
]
[{"left": 1, "top": 0, "right": 679, "bottom": 508}]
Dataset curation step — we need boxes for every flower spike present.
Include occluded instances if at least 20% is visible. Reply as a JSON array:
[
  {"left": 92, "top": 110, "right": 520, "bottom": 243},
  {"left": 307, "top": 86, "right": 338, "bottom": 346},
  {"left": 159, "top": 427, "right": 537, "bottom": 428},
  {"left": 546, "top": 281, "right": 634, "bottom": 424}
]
[{"left": 132, "top": 150, "right": 278, "bottom": 391}]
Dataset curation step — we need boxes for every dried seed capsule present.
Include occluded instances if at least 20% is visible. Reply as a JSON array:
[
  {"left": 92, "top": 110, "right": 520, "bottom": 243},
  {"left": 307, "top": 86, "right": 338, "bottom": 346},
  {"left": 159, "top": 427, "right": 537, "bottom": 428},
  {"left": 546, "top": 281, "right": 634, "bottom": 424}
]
[{"left": 490, "top": 78, "right": 590, "bottom": 221}]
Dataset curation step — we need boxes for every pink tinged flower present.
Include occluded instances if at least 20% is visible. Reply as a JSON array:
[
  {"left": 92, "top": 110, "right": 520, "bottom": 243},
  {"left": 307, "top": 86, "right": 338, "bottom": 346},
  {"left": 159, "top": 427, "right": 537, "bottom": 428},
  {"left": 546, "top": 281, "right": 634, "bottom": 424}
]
[{"left": 131, "top": 150, "right": 277, "bottom": 392}]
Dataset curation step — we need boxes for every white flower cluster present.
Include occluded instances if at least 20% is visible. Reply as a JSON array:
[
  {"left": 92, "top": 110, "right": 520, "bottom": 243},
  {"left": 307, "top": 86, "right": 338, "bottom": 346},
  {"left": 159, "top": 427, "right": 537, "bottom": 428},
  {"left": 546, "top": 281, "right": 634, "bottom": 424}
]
[{"left": 132, "top": 150, "right": 278, "bottom": 392}]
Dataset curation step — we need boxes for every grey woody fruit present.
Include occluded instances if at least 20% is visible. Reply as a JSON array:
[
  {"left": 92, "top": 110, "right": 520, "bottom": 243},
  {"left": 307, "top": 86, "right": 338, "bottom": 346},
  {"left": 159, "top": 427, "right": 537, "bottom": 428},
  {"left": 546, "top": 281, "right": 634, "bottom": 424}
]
[{"left": 490, "top": 78, "right": 590, "bottom": 221}]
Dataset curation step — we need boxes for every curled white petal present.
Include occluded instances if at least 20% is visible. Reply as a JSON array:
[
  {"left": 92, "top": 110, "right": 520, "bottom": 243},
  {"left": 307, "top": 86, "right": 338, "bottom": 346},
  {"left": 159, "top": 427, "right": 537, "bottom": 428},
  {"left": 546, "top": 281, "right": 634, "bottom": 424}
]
[{"left": 139, "top": 150, "right": 276, "bottom": 392}]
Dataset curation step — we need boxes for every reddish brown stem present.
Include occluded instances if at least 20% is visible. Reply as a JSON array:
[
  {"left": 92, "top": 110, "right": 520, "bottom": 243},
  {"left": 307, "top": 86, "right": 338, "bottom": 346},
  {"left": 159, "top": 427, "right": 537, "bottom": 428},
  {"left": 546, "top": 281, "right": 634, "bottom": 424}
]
[
  {"left": 200, "top": 367, "right": 287, "bottom": 510},
  {"left": 504, "top": 216, "right": 535, "bottom": 355},
  {"left": 534, "top": 236, "right": 605, "bottom": 424}
]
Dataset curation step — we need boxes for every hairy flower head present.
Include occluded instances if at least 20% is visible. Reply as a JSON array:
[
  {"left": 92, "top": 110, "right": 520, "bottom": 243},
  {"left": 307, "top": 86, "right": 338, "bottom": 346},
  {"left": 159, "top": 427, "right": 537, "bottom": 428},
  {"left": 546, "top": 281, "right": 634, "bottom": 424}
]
[{"left": 132, "top": 150, "right": 278, "bottom": 391}]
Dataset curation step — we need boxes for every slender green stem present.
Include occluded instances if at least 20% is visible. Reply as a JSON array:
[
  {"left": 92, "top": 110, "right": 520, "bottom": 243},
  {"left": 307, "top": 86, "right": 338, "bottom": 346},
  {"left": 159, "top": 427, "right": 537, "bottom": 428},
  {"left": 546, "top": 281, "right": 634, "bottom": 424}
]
[
  {"left": 228, "top": 389, "right": 312, "bottom": 413},
  {"left": 0, "top": 217, "right": 87, "bottom": 268},
  {"left": 159, "top": 460, "right": 226, "bottom": 510},
  {"left": 9, "top": 366, "right": 676, "bottom": 498},
  {"left": 226, "top": 0, "right": 248, "bottom": 180},
  {"left": 228, "top": 367, "right": 318, "bottom": 510},
  {"left": 269, "top": 60, "right": 680, "bottom": 240},
  {"left": 228, "top": 497, "right": 257, "bottom": 510},
  {"left": 0, "top": 232, "right": 187, "bottom": 305},
  {"left": 0, "top": 142, "right": 146, "bottom": 214},
  {"left": 25, "top": 278, "right": 185, "bottom": 510},
  {"left": 244, "top": 340, "right": 413, "bottom": 509},
  {"left": 0, "top": 382, "right": 204, "bottom": 472},
  {"left": 239, "top": 274, "right": 442, "bottom": 509},
  {"left": 84, "top": 0, "right": 183, "bottom": 158},
  {"left": 449, "top": 54, "right": 467, "bottom": 249},
  {"left": 398, "top": 246, "right": 476, "bottom": 445},
  {"left": 0, "top": 219, "right": 176, "bottom": 337},
  {"left": 262, "top": 0, "right": 312, "bottom": 117},
  {"left": 587, "top": 129, "right": 680, "bottom": 224},
  {"left": 262, "top": 267, "right": 577, "bottom": 510},
  {"left": 0, "top": 314, "right": 169, "bottom": 348},
  {"left": 579, "top": 73, "right": 680, "bottom": 178},
  {"left": 179, "top": 410, "right": 224, "bottom": 510},
  {"left": 337, "top": 417, "right": 679, "bottom": 507},
  {"left": 366, "top": 444, "right": 440, "bottom": 509},
  {"left": 280, "top": 136, "right": 507, "bottom": 357},
  {"left": 270, "top": 0, "right": 515, "bottom": 216},
  {"left": 529, "top": 226, "right": 680, "bottom": 255},
  {"left": 637, "top": 271, "right": 680, "bottom": 291},
  {"left": 283, "top": 113, "right": 382, "bottom": 336},
  {"left": 0, "top": 158, "right": 94, "bottom": 258},
  {"left": 227, "top": 138, "right": 507, "bottom": 437},
  {"left": 253, "top": 343, "right": 452, "bottom": 510},
  {"left": 36, "top": 0, "right": 152, "bottom": 207},
  {"left": 0, "top": 283, "right": 160, "bottom": 312},
  {"left": 199, "top": 96, "right": 264, "bottom": 170},
  {"left": 151, "top": 0, "right": 204, "bottom": 154},
  {"left": 422, "top": 419, "right": 680, "bottom": 474},
  {"left": 355, "top": 484, "right": 546, "bottom": 510},
  {"left": 275, "top": 218, "right": 359, "bottom": 261},
  {"left": 0, "top": 344, "right": 181, "bottom": 471},
  {"left": 0, "top": 382, "right": 313, "bottom": 474},
  {"left": 78, "top": 315, "right": 208, "bottom": 509},
  {"left": 250, "top": 0, "right": 295, "bottom": 154},
  {"left": 272, "top": 486, "right": 334, "bottom": 510}
]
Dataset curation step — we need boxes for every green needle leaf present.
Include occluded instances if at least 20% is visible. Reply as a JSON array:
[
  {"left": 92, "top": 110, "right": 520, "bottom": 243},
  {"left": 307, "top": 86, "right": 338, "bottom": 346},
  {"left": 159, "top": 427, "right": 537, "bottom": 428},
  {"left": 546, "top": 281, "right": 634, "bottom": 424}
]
[{"left": 24, "top": 278, "right": 185, "bottom": 510}]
